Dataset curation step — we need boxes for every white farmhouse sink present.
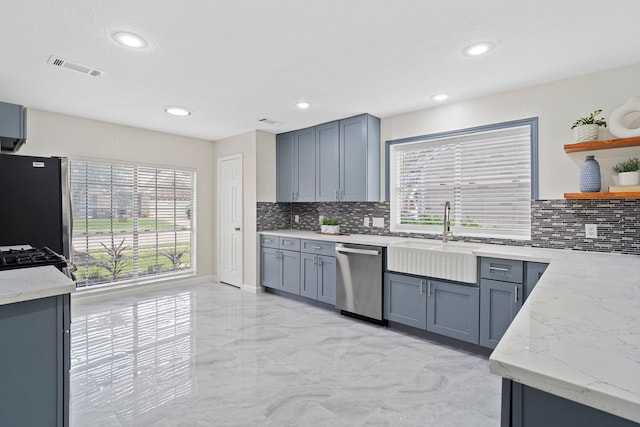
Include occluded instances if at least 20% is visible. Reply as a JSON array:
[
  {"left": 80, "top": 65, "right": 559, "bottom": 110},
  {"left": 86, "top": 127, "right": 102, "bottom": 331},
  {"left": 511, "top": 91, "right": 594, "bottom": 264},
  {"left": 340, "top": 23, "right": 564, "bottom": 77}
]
[{"left": 387, "top": 241, "right": 479, "bottom": 283}]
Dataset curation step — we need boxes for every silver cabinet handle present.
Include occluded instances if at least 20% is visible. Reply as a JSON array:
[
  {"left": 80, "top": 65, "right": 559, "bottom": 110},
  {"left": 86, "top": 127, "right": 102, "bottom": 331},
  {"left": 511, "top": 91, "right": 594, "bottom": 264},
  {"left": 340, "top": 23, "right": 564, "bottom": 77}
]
[
  {"left": 283, "top": 241, "right": 293, "bottom": 245},
  {"left": 514, "top": 286, "right": 518, "bottom": 303},
  {"left": 420, "top": 280, "right": 425, "bottom": 295},
  {"left": 427, "top": 280, "right": 432, "bottom": 297},
  {"left": 314, "top": 255, "right": 318, "bottom": 266},
  {"left": 335, "top": 190, "right": 339, "bottom": 200},
  {"left": 489, "top": 266, "right": 510, "bottom": 272},
  {"left": 311, "top": 245, "right": 322, "bottom": 249}
]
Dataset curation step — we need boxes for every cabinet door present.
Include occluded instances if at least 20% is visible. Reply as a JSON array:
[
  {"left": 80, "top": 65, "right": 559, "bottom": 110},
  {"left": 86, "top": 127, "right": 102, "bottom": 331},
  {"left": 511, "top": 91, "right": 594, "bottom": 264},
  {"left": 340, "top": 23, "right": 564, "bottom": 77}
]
[
  {"left": 300, "top": 253, "right": 318, "bottom": 299},
  {"left": 317, "top": 255, "right": 336, "bottom": 305},
  {"left": 0, "top": 295, "right": 64, "bottom": 427},
  {"left": 384, "top": 273, "right": 427, "bottom": 329},
  {"left": 281, "top": 249, "right": 301, "bottom": 295},
  {"left": 315, "top": 121, "right": 340, "bottom": 201},
  {"left": 525, "top": 262, "right": 548, "bottom": 299},
  {"left": 260, "top": 247, "right": 280, "bottom": 289},
  {"left": 276, "top": 132, "right": 295, "bottom": 202},
  {"left": 480, "top": 279, "right": 523, "bottom": 349},
  {"left": 426, "top": 280, "right": 480, "bottom": 344},
  {"left": 294, "top": 127, "right": 316, "bottom": 202},
  {"left": 339, "top": 115, "right": 368, "bottom": 201}
]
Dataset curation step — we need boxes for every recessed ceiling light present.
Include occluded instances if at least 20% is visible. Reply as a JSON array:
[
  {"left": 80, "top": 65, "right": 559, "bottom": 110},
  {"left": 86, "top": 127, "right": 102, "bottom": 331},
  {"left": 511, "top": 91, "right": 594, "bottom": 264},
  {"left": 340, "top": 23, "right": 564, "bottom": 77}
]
[
  {"left": 462, "top": 41, "right": 495, "bottom": 57},
  {"left": 112, "top": 32, "right": 148, "bottom": 49},
  {"left": 432, "top": 93, "right": 450, "bottom": 102},
  {"left": 295, "top": 101, "right": 311, "bottom": 110},
  {"left": 164, "top": 106, "right": 191, "bottom": 116}
]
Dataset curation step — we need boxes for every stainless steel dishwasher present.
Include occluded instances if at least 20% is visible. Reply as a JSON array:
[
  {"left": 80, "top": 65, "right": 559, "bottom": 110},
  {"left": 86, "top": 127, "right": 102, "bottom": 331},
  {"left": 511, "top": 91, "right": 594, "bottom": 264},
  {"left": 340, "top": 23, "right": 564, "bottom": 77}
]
[{"left": 336, "top": 243, "right": 384, "bottom": 322}]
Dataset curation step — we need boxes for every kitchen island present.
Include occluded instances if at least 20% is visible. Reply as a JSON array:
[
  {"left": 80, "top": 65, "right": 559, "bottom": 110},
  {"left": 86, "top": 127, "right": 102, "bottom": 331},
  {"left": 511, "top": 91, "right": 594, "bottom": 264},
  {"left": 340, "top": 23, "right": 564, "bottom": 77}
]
[
  {"left": 260, "top": 230, "right": 640, "bottom": 425},
  {"left": 0, "top": 266, "right": 75, "bottom": 427}
]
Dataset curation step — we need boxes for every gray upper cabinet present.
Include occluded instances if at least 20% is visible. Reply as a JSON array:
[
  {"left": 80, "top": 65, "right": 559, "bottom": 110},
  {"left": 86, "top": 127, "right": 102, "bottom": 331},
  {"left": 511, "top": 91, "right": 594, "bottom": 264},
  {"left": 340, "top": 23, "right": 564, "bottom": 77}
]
[
  {"left": 275, "top": 128, "right": 316, "bottom": 202},
  {"left": 339, "top": 114, "right": 380, "bottom": 202},
  {"left": 426, "top": 279, "right": 480, "bottom": 344},
  {"left": 384, "top": 272, "right": 427, "bottom": 329},
  {"left": 277, "top": 113, "right": 380, "bottom": 202},
  {"left": 315, "top": 121, "right": 340, "bottom": 201},
  {"left": 276, "top": 132, "right": 295, "bottom": 202},
  {"left": 294, "top": 128, "right": 316, "bottom": 202},
  {"left": 0, "top": 101, "right": 26, "bottom": 151},
  {"left": 480, "top": 279, "right": 523, "bottom": 349}
]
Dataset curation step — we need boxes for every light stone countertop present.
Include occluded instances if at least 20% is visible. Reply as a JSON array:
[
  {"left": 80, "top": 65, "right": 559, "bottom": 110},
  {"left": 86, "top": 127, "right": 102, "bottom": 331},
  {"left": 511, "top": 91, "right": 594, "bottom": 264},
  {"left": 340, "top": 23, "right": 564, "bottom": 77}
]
[
  {"left": 260, "top": 229, "right": 640, "bottom": 422},
  {"left": 0, "top": 266, "right": 76, "bottom": 306},
  {"left": 259, "top": 229, "right": 408, "bottom": 246}
]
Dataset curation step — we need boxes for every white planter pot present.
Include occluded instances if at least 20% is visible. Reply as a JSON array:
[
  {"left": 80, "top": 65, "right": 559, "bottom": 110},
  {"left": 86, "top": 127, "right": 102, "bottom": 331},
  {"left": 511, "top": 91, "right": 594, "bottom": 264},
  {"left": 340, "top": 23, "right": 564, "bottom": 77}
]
[
  {"left": 321, "top": 225, "right": 340, "bottom": 234},
  {"left": 618, "top": 171, "right": 640, "bottom": 186},
  {"left": 572, "top": 124, "right": 599, "bottom": 142}
]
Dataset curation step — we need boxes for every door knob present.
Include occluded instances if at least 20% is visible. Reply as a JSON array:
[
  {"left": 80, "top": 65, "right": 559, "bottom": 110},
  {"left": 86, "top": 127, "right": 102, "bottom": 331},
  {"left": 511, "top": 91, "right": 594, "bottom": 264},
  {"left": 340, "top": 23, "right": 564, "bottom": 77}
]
[{"left": 235, "top": 227, "right": 241, "bottom": 231}]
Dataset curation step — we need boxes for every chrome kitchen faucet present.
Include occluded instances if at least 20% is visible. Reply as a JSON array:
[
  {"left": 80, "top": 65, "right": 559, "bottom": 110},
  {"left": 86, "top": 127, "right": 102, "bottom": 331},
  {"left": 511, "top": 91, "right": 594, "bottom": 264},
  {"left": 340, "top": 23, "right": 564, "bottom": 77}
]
[{"left": 443, "top": 201, "right": 454, "bottom": 243}]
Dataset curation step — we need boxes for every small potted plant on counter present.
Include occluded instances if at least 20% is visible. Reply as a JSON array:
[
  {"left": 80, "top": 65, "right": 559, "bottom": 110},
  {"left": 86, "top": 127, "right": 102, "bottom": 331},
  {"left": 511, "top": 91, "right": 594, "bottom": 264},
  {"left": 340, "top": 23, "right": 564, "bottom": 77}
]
[
  {"left": 613, "top": 157, "right": 640, "bottom": 186},
  {"left": 321, "top": 218, "right": 340, "bottom": 234},
  {"left": 571, "top": 109, "right": 607, "bottom": 142}
]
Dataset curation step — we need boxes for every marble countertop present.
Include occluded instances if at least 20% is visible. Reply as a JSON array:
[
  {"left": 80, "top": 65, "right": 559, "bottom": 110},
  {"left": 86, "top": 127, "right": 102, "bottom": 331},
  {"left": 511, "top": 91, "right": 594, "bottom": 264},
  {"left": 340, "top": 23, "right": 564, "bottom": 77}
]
[
  {"left": 0, "top": 266, "right": 76, "bottom": 306},
  {"left": 261, "top": 229, "right": 640, "bottom": 422},
  {"left": 259, "top": 229, "right": 408, "bottom": 246}
]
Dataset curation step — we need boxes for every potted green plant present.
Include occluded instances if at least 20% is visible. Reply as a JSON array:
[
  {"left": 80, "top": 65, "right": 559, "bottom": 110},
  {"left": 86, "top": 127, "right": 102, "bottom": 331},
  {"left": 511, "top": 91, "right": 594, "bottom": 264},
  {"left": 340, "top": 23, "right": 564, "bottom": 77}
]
[
  {"left": 613, "top": 157, "right": 640, "bottom": 186},
  {"left": 321, "top": 218, "right": 340, "bottom": 234},
  {"left": 571, "top": 109, "right": 607, "bottom": 142}
]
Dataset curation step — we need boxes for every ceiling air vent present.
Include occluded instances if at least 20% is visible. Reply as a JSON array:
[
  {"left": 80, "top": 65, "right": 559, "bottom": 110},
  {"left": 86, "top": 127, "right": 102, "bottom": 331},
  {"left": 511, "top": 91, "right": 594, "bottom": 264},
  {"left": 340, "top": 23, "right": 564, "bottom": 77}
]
[
  {"left": 47, "top": 55, "right": 104, "bottom": 78},
  {"left": 259, "top": 118, "right": 283, "bottom": 126}
]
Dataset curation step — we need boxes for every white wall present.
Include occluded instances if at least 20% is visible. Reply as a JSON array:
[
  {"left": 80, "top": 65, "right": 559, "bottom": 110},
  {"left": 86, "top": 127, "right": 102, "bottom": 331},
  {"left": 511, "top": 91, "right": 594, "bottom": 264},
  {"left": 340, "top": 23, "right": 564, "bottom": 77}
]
[
  {"left": 256, "top": 131, "right": 276, "bottom": 202},
  {"left": 381, "top": 62, "right": 640, "bottom": 200},
  {"left": 19, "top": 109, "right": 216, "bottom": 277}
]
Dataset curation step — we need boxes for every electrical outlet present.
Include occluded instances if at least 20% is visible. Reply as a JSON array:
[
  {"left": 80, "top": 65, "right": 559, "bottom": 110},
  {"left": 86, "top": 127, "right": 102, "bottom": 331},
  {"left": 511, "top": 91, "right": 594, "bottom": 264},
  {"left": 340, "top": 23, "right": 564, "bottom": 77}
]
[
  {"left": 364, "top": 217, "right": 370, "bottom": 227},
  {"left": 319, "top": 215, "right": 324, "bottom": 225},
  {"left": 294, "top": 215, "right": 299, "bottom": 223},
  {"left": 372, "top": 217, "right": 384, "bottom": 228},
  {"left": 585, "top": 224, "right": 598, "bottom": 238}
]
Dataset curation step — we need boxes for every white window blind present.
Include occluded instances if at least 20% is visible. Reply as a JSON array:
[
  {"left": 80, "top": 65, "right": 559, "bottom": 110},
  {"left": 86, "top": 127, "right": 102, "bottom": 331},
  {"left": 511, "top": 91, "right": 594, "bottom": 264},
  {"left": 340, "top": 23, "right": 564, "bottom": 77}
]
[
  {"left": 390, "top": 125, "right": 532, "bottom": 239},
  {"left": 70, "top": 160, "right": 195, "bottom": 287}
]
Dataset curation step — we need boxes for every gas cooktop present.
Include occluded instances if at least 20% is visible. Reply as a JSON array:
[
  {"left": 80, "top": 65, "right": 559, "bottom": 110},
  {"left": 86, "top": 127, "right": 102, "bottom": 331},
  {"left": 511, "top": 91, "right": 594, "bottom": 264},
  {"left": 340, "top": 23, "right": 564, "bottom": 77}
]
[{"left": 0, "top": 246, "right": 68, "bottom": 271}]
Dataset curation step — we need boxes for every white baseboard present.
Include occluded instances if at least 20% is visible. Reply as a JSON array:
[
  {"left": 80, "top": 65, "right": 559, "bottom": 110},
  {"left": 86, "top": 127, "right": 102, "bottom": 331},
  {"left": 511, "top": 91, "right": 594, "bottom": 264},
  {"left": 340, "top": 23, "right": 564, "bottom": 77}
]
[{"left": 242, "top": 283, "right": 264, "bottom": 293}]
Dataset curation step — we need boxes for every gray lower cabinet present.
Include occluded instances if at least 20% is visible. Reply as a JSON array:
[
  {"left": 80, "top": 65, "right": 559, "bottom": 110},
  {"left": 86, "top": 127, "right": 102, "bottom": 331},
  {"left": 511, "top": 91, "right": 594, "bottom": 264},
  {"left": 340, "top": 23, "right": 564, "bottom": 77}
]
[
  {"left": 300, "top": 253, "right": 336, "bottom": 304},
  {"left": 525, "top": 262, "right": 548, "bottom": 299},
  {"left": 260, "top": 247, "right": 301, "bottom": 295},
  {"left": 479, "top": 279, "right": 523, "bottom": 349},
  {"left": 384, "top": 272, "right": 428, "bottom": 330},
  {"left": 0, "top": 294, "right": 70, "bottom": 427},
  {"left": 426, "top": 279, "right": 480, "bottom": 344},
  {"left": 502, "top": 379, "right": 638, "bottom": 427}
]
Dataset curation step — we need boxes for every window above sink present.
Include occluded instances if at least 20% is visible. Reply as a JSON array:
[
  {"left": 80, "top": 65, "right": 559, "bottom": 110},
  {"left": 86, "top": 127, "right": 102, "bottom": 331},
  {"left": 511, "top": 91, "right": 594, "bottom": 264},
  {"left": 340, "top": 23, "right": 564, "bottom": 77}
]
[{"left": 386, "top": 117, "right": 538, "bottom": 241}]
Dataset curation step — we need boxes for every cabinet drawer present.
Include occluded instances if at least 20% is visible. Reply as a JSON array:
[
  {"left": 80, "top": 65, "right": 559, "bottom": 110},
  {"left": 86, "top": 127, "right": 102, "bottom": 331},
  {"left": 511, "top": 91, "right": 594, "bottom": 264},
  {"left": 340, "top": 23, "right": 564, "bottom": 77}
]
[
  {"left": 279, "top": 237, "right": 300, "bottom": 251},
  {"left": 480, "top": 257, "right": 524, "bottom": 284},
  {"left": 301, "top": 239, "right": 335, "bottom": 256},
  {"left": 260, "top": 235, "right": 279, "bottom": 249}
]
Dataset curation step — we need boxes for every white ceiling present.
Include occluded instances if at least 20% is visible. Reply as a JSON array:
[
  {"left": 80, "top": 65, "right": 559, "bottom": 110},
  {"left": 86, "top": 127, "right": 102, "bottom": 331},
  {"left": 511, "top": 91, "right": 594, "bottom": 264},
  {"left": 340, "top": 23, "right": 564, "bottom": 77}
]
[{"left": 2, "top": 1, "right": 640, "bottom": 141}]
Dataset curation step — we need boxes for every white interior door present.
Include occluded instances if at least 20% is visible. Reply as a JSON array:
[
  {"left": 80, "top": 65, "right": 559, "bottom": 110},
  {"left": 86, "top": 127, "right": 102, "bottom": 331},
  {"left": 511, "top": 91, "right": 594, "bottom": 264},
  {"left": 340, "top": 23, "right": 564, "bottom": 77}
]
[{"left": 218, "top": 154, "right": 243, "bottom": 287}]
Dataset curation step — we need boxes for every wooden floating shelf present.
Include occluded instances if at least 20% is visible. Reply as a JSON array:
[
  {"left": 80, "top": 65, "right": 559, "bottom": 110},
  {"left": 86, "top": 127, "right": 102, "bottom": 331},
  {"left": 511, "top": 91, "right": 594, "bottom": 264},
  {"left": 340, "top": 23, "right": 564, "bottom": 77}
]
[
  {"left": 564, "top": 192, "right": 640, "bottom": 199},
  {"left": 564, "top": 135, "right": 640, "bottom": 153}
]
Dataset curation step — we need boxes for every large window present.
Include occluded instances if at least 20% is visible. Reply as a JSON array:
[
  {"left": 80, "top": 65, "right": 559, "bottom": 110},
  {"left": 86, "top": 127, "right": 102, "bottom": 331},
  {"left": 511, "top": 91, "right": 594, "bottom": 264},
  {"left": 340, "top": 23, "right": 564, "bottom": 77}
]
[
  {"left": 70, "top": 160, "right": 195, "bottom": 288},
  {"left": 388, "top": 118, "right": 537, "bottom": 240}
]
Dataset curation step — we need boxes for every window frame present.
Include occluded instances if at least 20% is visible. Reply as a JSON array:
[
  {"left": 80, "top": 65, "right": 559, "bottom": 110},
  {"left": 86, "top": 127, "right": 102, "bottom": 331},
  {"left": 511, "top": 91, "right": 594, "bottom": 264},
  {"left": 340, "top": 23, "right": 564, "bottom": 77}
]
[
  {"left": 385, "top": 117, "right": 539, "bottom": 240},
  {"left": 69, "top": 158, "right": 196, "bottom": 288}
]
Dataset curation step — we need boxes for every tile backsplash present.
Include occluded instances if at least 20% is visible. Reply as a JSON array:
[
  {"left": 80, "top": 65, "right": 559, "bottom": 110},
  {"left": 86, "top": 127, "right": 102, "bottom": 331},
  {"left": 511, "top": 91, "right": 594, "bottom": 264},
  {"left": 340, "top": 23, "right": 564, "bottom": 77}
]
[{"left": 257, "top": 199, "right": 640, "bottom": 255}]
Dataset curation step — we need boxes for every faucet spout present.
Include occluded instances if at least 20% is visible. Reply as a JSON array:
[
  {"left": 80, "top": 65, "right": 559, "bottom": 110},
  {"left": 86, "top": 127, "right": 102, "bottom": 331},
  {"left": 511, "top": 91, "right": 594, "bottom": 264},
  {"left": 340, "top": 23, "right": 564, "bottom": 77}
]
[{"left": 443, "top": 201, "right": 454, "bottom": 243}]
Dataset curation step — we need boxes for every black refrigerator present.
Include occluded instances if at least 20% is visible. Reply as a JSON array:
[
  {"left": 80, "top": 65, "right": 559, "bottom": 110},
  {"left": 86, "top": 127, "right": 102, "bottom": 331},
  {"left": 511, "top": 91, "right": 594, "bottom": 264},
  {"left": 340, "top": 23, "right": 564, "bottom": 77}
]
[{"left": 0, "top": 153, "right": 71, "bottom": 258}]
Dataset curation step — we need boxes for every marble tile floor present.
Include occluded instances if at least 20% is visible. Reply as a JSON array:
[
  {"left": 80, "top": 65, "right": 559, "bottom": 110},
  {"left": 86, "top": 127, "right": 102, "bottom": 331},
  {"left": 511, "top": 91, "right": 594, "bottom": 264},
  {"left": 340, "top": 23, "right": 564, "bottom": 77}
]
[{"left": 70, "top": 281, "right": 501, "bottom": 426}]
